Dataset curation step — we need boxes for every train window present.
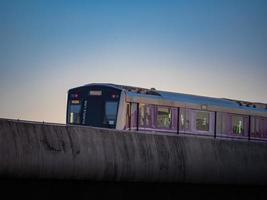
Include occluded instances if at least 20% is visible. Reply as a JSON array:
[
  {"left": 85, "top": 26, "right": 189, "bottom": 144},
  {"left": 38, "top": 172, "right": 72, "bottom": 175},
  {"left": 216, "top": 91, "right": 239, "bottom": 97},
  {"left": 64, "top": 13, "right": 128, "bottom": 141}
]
[
  {"left": 180, "top": 111, "right": 185, "bottom": 128},
  {"left": 105, "top": 102, "right": 118, "bottom": 126},
  {"left": 145, "top": 106, "right": 152, "bottom": 127},
  {"left": 232, "top": 115, "right": 244, "bottom": 135},
  {"left": 180, "top": 108, "right": 190, "bottom": 131},
  {"left": 171, "top": 108, "right": 178, "bottom": 130},
  {"left": 251, "top": 117, "right": 267, "bottom": 139},
  {"left": 157, "top": 106, "right": 171, "bottom": 129},
  {"left": 139, "top": 104, "right": 153, "bottom": 127},
  {"left": 196, "top": 111, "right": 210, "bottom": 131},
  {"left": 216, "top": 112, "right": 228, "bottom": 135},
  {"left": 251, "top": 117, "right": 261, "bottom": 137},
  {"left": 125, "top": 103, "right": 131, "bottom": 129},
  {"left": 69, "top": 104, "right": 81, "bottom": 124},
  {"left": 139, "top": 104, "right": 145, "bottom": 126},
  {"left": 130, "top": 103, "right": 138, "bottom": 130},
  {"left": 216, "top": 112, "right": 248, "bottom": 137}
]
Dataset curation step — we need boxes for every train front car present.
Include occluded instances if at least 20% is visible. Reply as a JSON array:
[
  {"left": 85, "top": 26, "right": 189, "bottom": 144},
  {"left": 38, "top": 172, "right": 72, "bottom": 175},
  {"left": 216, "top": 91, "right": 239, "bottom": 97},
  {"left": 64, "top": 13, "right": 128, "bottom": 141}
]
[{"left": 66, "top": 84, "right": 124, "bottom": 129}]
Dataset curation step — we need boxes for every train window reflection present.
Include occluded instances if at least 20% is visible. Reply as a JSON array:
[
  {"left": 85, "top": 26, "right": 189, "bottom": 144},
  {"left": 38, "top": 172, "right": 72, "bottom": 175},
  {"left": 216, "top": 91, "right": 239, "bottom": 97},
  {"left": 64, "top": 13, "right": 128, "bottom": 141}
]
[
  {"left": 139, "top": 104, "right": 152, "bottom": 127},
  {"left": 157, "top": 106, "right": 171, "bottom": 129},
  {"left": 69, "top": 104, "right": 81, "bottom": 124},
  {"left": 251, "top": 117, "right": 267, "bottom": 139},
  {"left": 139, "top": 104, "right": 145, "bottom": 126},
  {"left": 232, "top": 115, "right": 244, "bottom": 134},
  {"left": 130, "top": 103, "right": 137, "bottom": 130},
  {"left": 180, "top": 108, "right": 190, "bottom": 131},
  {"left": 105, "top": 102, "right": 118, "bottom": 125},
  {"left": 196, "top": 111, "right": 210, "bottom": 131}
]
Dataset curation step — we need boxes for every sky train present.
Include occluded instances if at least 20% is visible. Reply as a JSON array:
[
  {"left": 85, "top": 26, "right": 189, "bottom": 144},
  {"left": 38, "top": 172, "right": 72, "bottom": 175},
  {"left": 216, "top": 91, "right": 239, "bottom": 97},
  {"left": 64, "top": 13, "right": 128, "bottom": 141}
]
[{"left": 67, "top": 83, "right": 267, "bottom": 141}]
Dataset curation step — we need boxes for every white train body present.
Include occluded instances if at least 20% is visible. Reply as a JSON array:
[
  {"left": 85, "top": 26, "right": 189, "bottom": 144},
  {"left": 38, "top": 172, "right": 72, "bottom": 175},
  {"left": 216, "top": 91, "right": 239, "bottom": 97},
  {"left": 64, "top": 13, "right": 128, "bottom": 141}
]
[{"left": 67, "top": 83, "right": 267, "bottom": 141}]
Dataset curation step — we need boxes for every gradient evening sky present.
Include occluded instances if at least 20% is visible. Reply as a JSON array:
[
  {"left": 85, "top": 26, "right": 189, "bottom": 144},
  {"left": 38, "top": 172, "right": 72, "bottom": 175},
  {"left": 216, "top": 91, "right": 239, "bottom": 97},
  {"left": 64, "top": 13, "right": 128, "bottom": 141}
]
[{"left": 0, "top": 0, "right": 266, "bottom": 123}]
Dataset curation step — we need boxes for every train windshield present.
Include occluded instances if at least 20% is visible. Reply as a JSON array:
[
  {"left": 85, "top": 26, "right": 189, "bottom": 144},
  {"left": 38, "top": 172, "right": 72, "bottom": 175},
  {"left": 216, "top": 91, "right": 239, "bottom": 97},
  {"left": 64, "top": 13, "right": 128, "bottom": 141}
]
[
  {"left": 69, "top": 104, "right": 81, "bottom": 124},
  {"left": 67, "top": 85, "right": 121, "bottom": 128},
  {"left": 105, "top": 101, "right": 118, "bottom": 126}
]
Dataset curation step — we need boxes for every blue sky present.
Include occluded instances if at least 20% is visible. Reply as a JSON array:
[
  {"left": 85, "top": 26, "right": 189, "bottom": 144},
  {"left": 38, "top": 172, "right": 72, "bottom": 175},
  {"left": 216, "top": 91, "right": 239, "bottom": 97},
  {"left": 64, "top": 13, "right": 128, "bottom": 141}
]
[{"left": 0, "top": 0, "right": 266, "bottom": 123}]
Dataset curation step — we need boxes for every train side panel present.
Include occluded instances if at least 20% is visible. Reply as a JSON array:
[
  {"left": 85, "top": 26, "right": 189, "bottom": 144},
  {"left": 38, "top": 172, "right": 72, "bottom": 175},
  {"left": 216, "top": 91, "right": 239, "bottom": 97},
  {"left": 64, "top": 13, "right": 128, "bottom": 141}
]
[{"left": 116, "top": 91, "right": 127, "bottom": 130}]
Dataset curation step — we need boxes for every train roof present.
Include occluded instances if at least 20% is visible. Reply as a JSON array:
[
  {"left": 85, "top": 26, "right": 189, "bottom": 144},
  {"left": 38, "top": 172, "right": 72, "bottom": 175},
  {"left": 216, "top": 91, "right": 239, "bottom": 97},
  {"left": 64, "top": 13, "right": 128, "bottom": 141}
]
[{"left": 79, "top": 83, "right": 267, "bottom": 116}]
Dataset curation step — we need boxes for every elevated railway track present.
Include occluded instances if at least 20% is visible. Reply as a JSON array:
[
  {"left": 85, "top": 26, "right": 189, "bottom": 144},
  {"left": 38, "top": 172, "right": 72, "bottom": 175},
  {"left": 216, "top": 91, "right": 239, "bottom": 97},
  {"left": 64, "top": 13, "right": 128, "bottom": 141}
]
[{"left": 0, "top": 118, "right": 267, "bottom": 185}]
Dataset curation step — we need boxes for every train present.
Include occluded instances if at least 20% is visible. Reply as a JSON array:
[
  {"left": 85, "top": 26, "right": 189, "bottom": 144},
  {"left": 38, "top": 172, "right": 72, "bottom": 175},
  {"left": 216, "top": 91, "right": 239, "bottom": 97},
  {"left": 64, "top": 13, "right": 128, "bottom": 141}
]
[{"left": 66, "top": 83, "right": 267, "bottom": 141}]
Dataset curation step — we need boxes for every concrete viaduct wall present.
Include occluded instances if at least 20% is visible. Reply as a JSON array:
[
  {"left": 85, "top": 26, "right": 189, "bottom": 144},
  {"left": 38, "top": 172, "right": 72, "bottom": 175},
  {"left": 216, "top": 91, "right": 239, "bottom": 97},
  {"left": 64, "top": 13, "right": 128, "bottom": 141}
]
[{"left": 0, "top": 118, "right": 267, "bottom": 185}]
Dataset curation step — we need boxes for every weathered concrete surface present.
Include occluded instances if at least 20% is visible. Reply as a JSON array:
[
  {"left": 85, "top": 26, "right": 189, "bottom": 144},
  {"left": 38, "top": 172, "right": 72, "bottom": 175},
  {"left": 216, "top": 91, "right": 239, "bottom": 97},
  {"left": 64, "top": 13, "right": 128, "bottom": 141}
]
[{"left": 0, "top": 118, "right": 267, "bottom": 185}]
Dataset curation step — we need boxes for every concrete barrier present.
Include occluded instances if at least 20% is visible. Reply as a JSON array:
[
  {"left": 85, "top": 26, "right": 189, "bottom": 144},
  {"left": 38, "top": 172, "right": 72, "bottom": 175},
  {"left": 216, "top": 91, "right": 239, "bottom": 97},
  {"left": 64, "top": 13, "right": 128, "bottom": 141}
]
[{"left": 0, "top": 118, "right": 267, "bottom": 185}]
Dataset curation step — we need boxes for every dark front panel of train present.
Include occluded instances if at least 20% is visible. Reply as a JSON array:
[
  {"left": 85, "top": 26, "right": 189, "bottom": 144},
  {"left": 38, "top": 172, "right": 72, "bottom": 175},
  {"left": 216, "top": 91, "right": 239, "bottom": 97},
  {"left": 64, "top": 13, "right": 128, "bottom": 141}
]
[{"left": 67, "top": 85, "right": 121, "bottom": 129}]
